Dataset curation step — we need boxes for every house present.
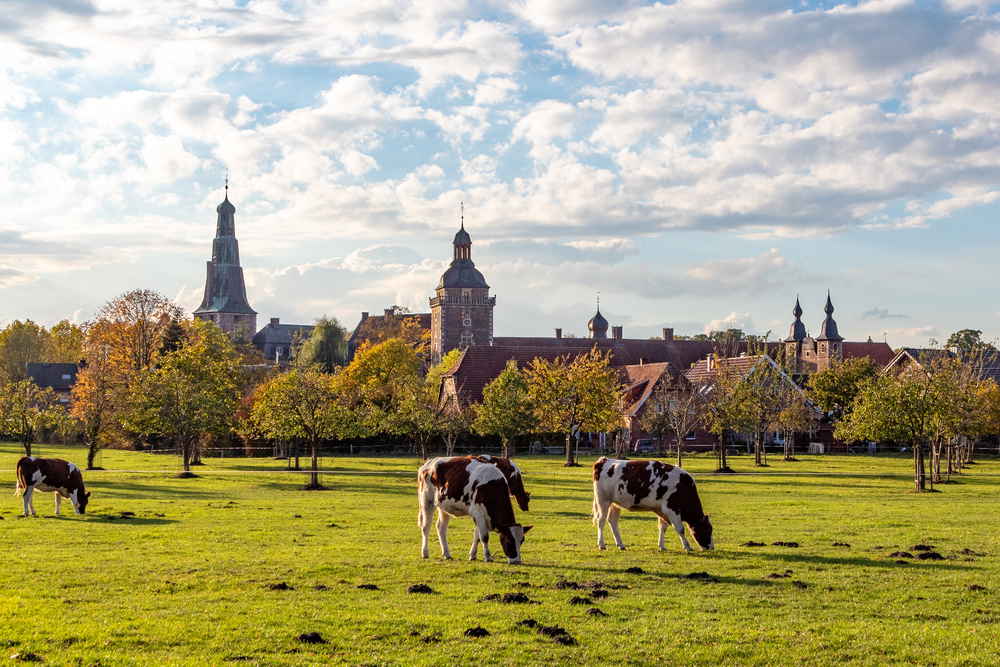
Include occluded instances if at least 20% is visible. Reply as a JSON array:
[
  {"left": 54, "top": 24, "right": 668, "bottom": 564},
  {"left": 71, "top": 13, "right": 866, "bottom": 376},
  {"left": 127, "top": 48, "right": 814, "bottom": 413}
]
[
  {"left": 26, "top": 363, "right": 79, "bottom": 404},
  {"left": 252, "top": 318, "right": 314, "bottom": 363}
]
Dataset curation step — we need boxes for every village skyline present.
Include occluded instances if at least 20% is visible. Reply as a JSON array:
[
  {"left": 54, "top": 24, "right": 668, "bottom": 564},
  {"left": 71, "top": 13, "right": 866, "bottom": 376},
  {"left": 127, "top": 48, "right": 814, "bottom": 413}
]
[{"left": 3, "top": 1, "right": 1000, "bottom": 347}]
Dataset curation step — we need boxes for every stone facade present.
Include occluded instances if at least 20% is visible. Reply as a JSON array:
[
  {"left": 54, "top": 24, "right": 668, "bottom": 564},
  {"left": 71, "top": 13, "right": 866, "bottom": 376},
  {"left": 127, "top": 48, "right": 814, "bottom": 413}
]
[
  {"left": 193, "top": 187, "right": 257, "bottom": 335},
  {"left": 429, "top": 221, "right": 495, "bottom": 365}
]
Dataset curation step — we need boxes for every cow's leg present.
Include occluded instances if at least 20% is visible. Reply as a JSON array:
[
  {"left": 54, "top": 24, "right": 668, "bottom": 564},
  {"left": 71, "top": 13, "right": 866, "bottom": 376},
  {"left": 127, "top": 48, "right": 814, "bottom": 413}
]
[
  {"left": 435, "top": 511, "right": 453, "bottom": 560},
  {"left": 468, "top": 528, "right": 480, "bottom": 561},
  {"left": 594, "top": 497, "right": 611, "bottom": 550},
  {"left": 607, "top": 505, "right": 626, "bottom": 550},
  {"left": 666, "top": 511, "right": 693, "bottom": 551},
  {"left": 54, "top": 493, "right": 62, "bottom": 517},
  {"left": 22, "top": 487, "right": 34, "bottom": 517},
  {"left": 419, "top": 497, "right": 436, "bottom": 558},
  {"left": 472, "top": 516, "right": 492, "bottom": 563},
  {"left": 658, "top": 516, "right": 669, "bottom": 551}
]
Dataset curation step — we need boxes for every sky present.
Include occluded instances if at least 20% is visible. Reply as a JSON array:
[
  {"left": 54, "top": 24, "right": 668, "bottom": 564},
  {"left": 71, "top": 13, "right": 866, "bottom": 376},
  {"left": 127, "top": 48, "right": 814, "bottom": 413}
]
[{"left": 3, "top": 0, "right": 1000, "bottom": 348}]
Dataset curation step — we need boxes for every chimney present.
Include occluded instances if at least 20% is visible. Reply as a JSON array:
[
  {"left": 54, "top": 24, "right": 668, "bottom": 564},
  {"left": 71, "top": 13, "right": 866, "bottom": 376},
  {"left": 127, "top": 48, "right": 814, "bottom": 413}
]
[
  {"left": 706, "top": 354, "right": 714, "bottom": 371},
  {"left": 612, "top": 326, "right": 623, "bottom": 341},
  {"left": 555, "top": 328, "right": 562, "bottom": 339},
  {"left": 361, "top": 311, "right": 369, "bottom": 321},
  {"left": 270, "top": 317, "right": 279, "bottom": 327},
  {"left": 663, "top": 327, "right": 674, "bottom": 343},
  {"left": 384, "top": 308, "right": 393, "bottom": 317}
]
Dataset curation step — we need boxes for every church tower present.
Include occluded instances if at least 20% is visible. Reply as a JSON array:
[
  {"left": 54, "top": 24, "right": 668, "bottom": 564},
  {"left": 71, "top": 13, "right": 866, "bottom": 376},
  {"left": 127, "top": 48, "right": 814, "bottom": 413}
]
[
  {"left": 784, "top": 296, "right": 807, "bottom": 373},
  {"left": 815, "top": 291, "right": 843, "bottom": 372},
  {"left": 192, "top": 182, "right": 257, "bottom": 335},
  {"left": 429, "top": 205, "right": 496, "bottom": 365}
]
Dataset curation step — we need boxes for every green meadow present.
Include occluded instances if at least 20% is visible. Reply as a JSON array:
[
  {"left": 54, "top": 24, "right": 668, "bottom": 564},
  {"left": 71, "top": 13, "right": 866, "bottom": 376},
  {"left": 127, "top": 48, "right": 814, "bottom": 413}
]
[{"left": 1, "top": 442, "right": 999, "bottom": 666}]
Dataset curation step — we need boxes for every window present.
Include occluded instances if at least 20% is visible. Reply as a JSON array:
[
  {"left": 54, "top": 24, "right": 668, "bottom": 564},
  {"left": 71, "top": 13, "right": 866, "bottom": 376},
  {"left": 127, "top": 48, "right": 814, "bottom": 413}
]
[{"left": 62, "top": 374, "right": 71, "bottom": 380}]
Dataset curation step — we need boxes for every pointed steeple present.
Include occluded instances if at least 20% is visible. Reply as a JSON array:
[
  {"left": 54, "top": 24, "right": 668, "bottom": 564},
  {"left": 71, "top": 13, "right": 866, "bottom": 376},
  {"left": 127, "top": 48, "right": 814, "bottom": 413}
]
[
  {"left": 193, "top": 181, "right": 257, "bottom": 334},
  {"left": 816, "top": 290, "right": 842, "bottom": 341},
  {"left": 784, "top": 295, "right": 806, "bottom": 342},
  {"left": 588, "top": 294, "right": 609, "bottom": 339}
]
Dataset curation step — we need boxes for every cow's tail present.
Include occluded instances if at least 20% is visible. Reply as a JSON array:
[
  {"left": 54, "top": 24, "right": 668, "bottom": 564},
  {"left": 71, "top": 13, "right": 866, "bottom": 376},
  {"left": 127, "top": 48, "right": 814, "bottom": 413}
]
[
  {"left": 13, "top": 465, "right": 25, "bottom": 497},
  {"left": 591, "top": 494, "right": 598, "bottom": 525}
]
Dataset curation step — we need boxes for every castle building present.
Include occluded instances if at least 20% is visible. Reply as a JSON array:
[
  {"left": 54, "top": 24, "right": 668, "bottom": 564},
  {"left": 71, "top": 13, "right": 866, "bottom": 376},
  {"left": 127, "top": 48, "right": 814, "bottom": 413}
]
[
  {"left": 428, "top": 210, "right": 496, "bottom": 365},
  {"left": 193, "top": 185, "right": 257, "bottom": 335},
  {"left": 784, "top": 291, "right": 846, "bottom": 374}
]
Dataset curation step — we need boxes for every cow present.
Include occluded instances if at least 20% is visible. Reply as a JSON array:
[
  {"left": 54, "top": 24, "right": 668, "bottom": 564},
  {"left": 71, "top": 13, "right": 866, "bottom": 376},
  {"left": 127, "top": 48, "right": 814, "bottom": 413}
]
[
  {"left": 418, "top": 456, "right": 532, "bottom": 564},
  {"left": 592, "top": 457, "right": 713, "bottom": 552},
  {"left": 14, "top": 456, "right": 91, "bottom": 517}
]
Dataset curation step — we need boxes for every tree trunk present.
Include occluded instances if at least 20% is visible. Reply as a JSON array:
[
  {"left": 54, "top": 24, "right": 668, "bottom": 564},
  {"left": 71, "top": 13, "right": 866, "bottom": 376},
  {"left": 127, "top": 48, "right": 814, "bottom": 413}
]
[
  {"left": 931, "top": 437, "right": 942, "bottom": 484},
  {"left": 182, "top": 438, "right": 192, "bottom": 472},
  {"left": 293, "top": 439, "right": 300, "bottom": 470},
  {"left": 717, "top": 431, "right": 729, "bottom": 472},
  {"left": 754, "top": 431, "right": 762, "bottom": 466},
  {"left": 675, "top": 430, "right": 683, "bottom": 468},
  {"left": 309, "top": 440, "right": 320, "bottom": 487},
  {"left": 913, "top": 440, "right": 926, "bottom": 492},
  {"left": 22, "top": 440, "right": 32, "bottom": 457},
  {"left": 564, "top": 432, "right": 577, "bottom": 467},
  {"left": 502, "top": 437, "right": 511, "bottom": 459},
  {"left": 87, "top": 437, "right": 99, "bottom": 469}
]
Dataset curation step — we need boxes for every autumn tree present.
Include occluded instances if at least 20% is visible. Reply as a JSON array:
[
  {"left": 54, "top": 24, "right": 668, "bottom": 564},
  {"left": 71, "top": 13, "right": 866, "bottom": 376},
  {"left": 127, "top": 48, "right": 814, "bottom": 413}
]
[
  {"left": 809, "top": 357, "right": 880, "bottom": 423},
  {"left": 125, "top": 320, "right": 240, "bottom": 475},
  {"left": 297, "top": 315, "right": 350, "bottom": 373},
  {"left": 704, "top": 357, "right": 755, "bottom": 473},
  {"left": 639, "top": 370, "right": 707, "bottom": 468},
  {"left": 352, "top": 306, "right": 430, "bottom": 358},
  {"left": 525, "top": 348, "right": 622, "bottom": 467},
  {"left": 0, "top": 379, "right": 70, "bottom": 456},
  {"left": 474, "top": 360, "right": 538, "bottom": 458},
  {"left": 42, "top": 320, "right": 86, "bottom": 363},
  {"left": 339, "top": 338, "right": 422, "bottom": 441},
  {"left": 96, "top": 288, "right": 183, "bottom": 376},
  {"left": 252, "top": 368, "right": 356, "bottom": 488},
  {"left": 70, "top": 325, "right": 117, "bottom": 469},
  {"left": 0, "top": 320, "right": 47, "bottom": 381},
  {"left": 740, "top": 354, "right": 810, "bottom": 467}
]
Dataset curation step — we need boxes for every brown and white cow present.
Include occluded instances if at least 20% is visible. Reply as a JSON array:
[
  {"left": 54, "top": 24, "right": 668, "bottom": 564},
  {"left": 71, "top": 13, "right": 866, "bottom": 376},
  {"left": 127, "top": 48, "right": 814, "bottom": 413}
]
[
  {"left": 14, "top": 456, "right": 91, "bottom": 517},
  {"left": 593, "top": 457, "right": 713, "bottom": 552},
  {"left": 418, "top": 457, "right": 532, "bottom": 564}
]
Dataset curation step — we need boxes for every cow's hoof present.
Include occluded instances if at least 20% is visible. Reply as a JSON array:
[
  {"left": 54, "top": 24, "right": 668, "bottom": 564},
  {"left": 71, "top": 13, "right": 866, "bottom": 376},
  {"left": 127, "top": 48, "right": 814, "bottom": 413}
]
[
  {"left": 484, "top": 557, "right": 493, "bottom": 563},
  {"left": 598, "top": 546, "right": 606, "bottom": 551},
  {"left": 617, "top": 546, "right": 627, "bottom": 551},
  {"left": 444, "top": 556, "right": 453, "bottom": 560}
]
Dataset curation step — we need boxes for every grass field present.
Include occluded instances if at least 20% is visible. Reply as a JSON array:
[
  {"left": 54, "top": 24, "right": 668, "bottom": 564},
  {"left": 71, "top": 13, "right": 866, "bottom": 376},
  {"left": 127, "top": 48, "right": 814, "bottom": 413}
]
[{"left": 1, "top": 443, "right": 999, "bottom": 666}]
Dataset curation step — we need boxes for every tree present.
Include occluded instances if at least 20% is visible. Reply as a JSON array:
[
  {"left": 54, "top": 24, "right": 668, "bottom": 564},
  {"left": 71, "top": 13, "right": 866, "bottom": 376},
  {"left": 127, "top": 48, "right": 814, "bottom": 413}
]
[
  {"left": 525, "top": 348, "right": 623, "bottom": 467},
  {"left": 70, "top": 338, "right": 116, "bottom": 469},
  {"left": 704, "top": 357, "right": 755, "bottom": 473},
  {"left": 252, "top": 368, "right": 356, "bottom": 488},
  {"left": 42, "top": 320, "right": 85, "bottom": 363},
  {"left": 339, "top": 338, "right": 423, "bottom": 440},
  {"left": 837, "top": 369, "right": 937, "bottom": 492},
  {"left": 352, "top": 306, "right": 430, "bottom": 358},
  {"left": 0, "top": 379, "right": 70, "bottom": 456},
  {"left": 0, "top": 320, "right": 47, "bottom": 381},
  {"left": 945, "top": 329, "right": 996, "bottom": 356},
  {"left": 125, "top": 320, "right": 240, "bottom": 475},
  {"left": 297, "top": 315, "right": 350, "bottom": 373},
  {"left": 474, "top": 360, "right": 538, "bottom": 458},
  {"left": 740, "top": 353, "right": 810, "bottom": 467},
  {"left": 808, "top": 357, "right": 880, "bottom": 423},
  {"left": 96, "top": 289, "right": 183, "bottom": 376},
  {"left": 639, "top": 370, "right": 707, "bottom": 468}
]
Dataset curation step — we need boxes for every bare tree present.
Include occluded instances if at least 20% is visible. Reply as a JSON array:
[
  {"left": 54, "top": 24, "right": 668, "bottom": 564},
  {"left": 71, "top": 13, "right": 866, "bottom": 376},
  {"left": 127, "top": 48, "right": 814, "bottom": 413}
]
[{"left": 639, "top": 369, "right": 707, "bottom": 468}]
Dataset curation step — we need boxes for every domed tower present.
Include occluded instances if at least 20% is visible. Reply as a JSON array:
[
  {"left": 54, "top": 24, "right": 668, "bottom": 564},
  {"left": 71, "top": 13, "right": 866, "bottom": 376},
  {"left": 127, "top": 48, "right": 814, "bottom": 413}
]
[
  {"left": 815, "top": 291, "right": 844, "bottom": 371},
  {"left": 429, "top": 204, "right": 496, "bottom": 364},
  {"left": 193, "top": 181, "right": 257, "bottom": 335},
  {"left": 588, "top": 298, "right": 609, "bottom": 339},
  {"left": 784, "top": 296, "right": 807, "bottom": 373}
]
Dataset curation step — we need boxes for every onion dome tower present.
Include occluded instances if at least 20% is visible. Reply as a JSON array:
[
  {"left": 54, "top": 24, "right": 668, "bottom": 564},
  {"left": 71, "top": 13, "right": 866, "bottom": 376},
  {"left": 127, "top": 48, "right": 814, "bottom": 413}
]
[
  {"left": 429, "top": 203, "right": 496, "bottom": 364},
  {"left": 784, "top": 296, "right": 807, "bottom": 372},
  {"left": 193, "top": 179, "right": 257, "bottom": 335},
  {"left": 815, "top": 291, "right": 843, "bottom": 371},
  {"left": 588, "top": 296, "right": 609, "bottom": 339}
]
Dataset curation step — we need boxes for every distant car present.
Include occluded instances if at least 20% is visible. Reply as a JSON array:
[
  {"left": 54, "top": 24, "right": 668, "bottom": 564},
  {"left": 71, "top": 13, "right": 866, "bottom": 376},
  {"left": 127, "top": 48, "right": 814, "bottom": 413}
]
[{"left": 634, "top": 439, "right": 655, "bottom": 453}]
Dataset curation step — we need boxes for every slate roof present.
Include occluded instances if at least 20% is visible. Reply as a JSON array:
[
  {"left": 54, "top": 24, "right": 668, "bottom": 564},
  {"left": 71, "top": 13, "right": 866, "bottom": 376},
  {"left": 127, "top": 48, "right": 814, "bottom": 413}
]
[
  {"left": 193, "top": 192, "right": 256, "bottom": 316},
  {"left": 26, "top": 363, "right": 79, "bottom": 391}
]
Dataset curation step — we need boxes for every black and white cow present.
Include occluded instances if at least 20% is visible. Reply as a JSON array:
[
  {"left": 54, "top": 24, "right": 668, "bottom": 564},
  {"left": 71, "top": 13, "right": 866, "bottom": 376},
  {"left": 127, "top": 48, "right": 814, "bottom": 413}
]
[
  {"left": 593, "top": 457, "right": 713, "bottom": 552},
  {"left": 418, "top": 456, "right": 532, "bottom": 564},
  {"left": 14, "top": 456, "right": 91, "bottom": 517}
]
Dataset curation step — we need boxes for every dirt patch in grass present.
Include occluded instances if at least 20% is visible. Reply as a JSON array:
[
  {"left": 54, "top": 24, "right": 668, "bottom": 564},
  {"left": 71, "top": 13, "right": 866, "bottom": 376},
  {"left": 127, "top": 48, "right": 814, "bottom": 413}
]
[
  {"left": 917, "top": 551, "right": 945, "bottom": 561},
  {"left": 742, "top": 541, "right": 766, "bottom": 547},
  {"left": 968, "top": 584, "right": 987, "bottom": 591},
  {"left": 296, "top": 632, "right": 326, "bottom": 644},
  {"left": 889, "top": 551, "right": 914, "bottom": 559},
  {"left": 624, "top": 567, "right": 644, "bottom": 575},
  {"left": 591, "top": 589, "right": 609, "bottom": 599},
  {"left": 502, "top": 592, "right": 530, "bottom": 603},
  {"left": 772, "top": 541, "right": 800, "bottom": 548},
  {"left": 464, "top": 626, "right": 489, "bottom": 638},
  {"left": 911, "top": 544, "right": 935, "bottom": 552},
  {"left": 832, "top": 542, "right": 851, "bottom": 547},
  {"left": 586, "top": 608, "right": 607, "bottom": 617},
  {"left": 313, "top": 584, "right": 328, "bottom": 591},
  {"left": 407, "top": 584, "right": 434, "bottom": 594},
  {"left": 791, "top": 580, "right": 809, "bottom": 589},
  {"left": 555, "top": 580, "right": 581, "bottom": 590},
  {"left": 767, "top": 570, "right": 794, "bottom": 579},
  {"left": 356, "top": 584, "right": 379, "bottom": 591},
  {"left": 568, "top": 596, "right": 592, "bottom": 605},
  {"left": 267, "top": 582, "right": 293, "bottom": 591},
  {"left": 174, "top": 472, "right": 199, "bottom": 479},
  {"left": 516, "top": 619, "right": 538, "bottom": 628},
  {"left": 686, "top": 572, "right": 719, "bottom": 583},
  {"left": 537, "top": 625, "right": 570, "bottom": 638}
]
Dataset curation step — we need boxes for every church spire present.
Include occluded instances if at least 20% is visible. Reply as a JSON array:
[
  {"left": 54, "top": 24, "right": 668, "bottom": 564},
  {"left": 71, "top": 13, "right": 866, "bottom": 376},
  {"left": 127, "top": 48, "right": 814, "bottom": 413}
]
[
  {"left": 784, "top": 295, "right": 806, "bottom": 342},
  {"left": 817, "top": 290, "right": 842, "bottom": 341}
]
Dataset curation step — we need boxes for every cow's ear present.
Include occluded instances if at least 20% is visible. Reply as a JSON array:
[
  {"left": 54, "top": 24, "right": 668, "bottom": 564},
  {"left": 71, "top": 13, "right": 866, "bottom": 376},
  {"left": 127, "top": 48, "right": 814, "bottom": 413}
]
[
  {"left": 525, "top": 492, "right": 531, "bottom": 499},
  {"left": 86, "top": 491, "right": 92, "bottom": 498},
  {"left": 523, "top": 525, "right": 533, "bottom": 533}
]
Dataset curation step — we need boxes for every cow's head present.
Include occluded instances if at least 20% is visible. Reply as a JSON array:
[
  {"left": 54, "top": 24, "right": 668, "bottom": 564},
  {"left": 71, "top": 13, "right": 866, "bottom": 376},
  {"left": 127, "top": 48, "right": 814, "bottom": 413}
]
[
  {"left": 73, "top": 489, "right": 91, "bottom": 515},
  {"left": 497, "top": 524, "right": 532, "bottom": 564},
  {"left": 515, "top": 491, "right": 531, "bottom": 512},
  {"left": 689, "top": 514, "right": 713, "bottom": 551}
]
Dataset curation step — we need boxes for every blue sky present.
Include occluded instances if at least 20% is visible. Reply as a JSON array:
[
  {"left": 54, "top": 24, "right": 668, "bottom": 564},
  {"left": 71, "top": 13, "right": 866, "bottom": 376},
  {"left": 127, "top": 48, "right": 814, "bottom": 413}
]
[{"left": 3, "top": 0, "right": 1000, "bottom": 347}]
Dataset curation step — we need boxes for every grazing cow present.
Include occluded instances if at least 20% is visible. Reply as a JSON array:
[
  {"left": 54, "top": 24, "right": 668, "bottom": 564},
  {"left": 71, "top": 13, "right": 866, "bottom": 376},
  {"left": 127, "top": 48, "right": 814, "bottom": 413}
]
[
  {"left": 418, "top": 457, "right": 532, "bottom": 564},
  {"left": 14, "top": 456, "right": 91, "bottom": 517},
  {"left": 592, "top": 457, "right": 713, "bottom": 552},
  {"left": 471, "top": 455, "right": 531, "bottom": 511}
]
